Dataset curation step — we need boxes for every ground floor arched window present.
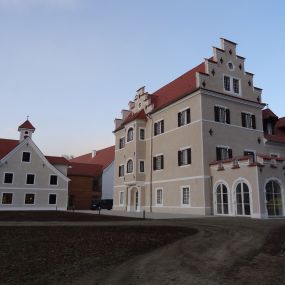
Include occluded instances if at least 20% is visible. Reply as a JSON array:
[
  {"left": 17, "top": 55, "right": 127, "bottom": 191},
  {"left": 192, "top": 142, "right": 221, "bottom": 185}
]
[
  {"left": 236, "top": 182, "right": 251, "bottom": 216},
  {"left": 216, "top": 183, "right": 228, "bottom": 215},
  {"left": 266, "top": 180, "right": 283, "bottom": 216}
]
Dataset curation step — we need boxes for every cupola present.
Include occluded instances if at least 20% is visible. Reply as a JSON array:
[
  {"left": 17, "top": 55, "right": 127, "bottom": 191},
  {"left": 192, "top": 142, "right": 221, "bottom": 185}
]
[{"left": 18, "top": 119, "right": 36, "bottom": 141}]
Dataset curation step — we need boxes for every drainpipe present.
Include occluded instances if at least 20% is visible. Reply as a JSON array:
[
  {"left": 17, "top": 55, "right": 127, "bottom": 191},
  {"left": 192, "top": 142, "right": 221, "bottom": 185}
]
[{"left": 147, "top": 114, "right": 153, "bottom": 213}]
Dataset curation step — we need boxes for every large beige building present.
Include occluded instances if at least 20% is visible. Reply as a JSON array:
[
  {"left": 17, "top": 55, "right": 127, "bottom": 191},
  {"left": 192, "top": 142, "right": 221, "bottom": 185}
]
[{"left": 113, "top": 38, "right": 285, "bottom": 218}]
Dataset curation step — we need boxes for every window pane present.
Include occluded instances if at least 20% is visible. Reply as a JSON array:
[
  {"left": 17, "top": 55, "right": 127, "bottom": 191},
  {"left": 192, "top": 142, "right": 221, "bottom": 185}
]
[
  {"left": 25, "top": 194, "right": 35, "bottom": 204},
  {"left": 2, "top": 193, "right": 13, "bottom": 204},
  {"left": 22, "top": 152, "right": 31, "bottom": 162},
  {"left": 50, "top": 175, "right": 58, "bottom": 185},
  {"left": 233, "top": 78, "right": 239, "bottom": 94},
  {"left": 224, "top": 76, "right": 230, "bottom": 91},
  {"left": 49, "top": 194, "right": 57, "bottom": 205},
  {"left": 26, "top": 174, "right": 35, "bottom": 185},
  {"left": 4, "top": 173, "right": 13, "bottom": 184}
]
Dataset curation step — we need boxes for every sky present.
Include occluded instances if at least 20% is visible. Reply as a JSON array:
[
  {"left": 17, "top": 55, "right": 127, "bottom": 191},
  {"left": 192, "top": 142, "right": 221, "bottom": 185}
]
[{"left": 0, "top": 0, "right": 285, "bottom": 157}]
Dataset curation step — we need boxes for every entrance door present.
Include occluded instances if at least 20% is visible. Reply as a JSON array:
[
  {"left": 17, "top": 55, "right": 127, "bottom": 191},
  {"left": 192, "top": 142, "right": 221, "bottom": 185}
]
[
  {"left": 235, "top": 182, "right": 251, "bottom": 216},
  {"left": 266, "top": 180, "right": 283, "bottom": 216},
  {"left": 135, "top": 191, "right": 139, "bottom": 211}
]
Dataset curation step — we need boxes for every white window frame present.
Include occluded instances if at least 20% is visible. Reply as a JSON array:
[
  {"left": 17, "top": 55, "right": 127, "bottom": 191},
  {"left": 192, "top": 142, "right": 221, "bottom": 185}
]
[
  {"left": 48, "top": 193, "right": 57, "bottom": 205},
  {"left": 119, "top": 191, "right": 124, "bottom": 206},
  {"left": 126, "top": 127, "right": 134, "bottom": 143},
  {"left": 242, "top": 111, "right": 254, "bottom": 128},
  {"left": 49, "top": 175, "right": 58, "bottom": 186},
  {"left": 153, "top": 153, "right": 164, "bottom": 171},
  {"left": 139, "top": 160, "right": 145, "bottom": 173},
  {"left": 227, "top": 61, "right": 235, "bottom": 71},
  {"left": 154, "top": 119, "right": 164, "bottom": 136},
  {"left": 244, "top": 149, "right": 256, "bottom": 162},
  {"left": 139, "top": 128, "right": 145, "bottom": 141},
  {"left": 179, "top": 146, "right": 191, "bottom": 167},
  {"left": 118, "top": 164, "right": 125, "bottom": 177},
  {"left": 155, "top": 188, "right": 163, "bottom": 206},
  {"left": 1, "top": 192, "right": 13, "bottom": 205},
  {"left": 215, "top": 105, "right": 230, "bottom": 124},
  {"left": 216, "top": 145, "right": 231, "bottom": 161},
  {"left": 126, "top": 159, "right": 134, "bottom": 174},
  {"left": 24, "top": 193, "right": 35, "bottom": 205},
  {"left": 178, "top": 107, "right": 191, "bottom": 127},
  {"left": 119, "top": 136, "right": 125, "bottom": 149},
  {"left": 25, "top": 173, "right": 36, "bottom": 185},
  {"left": 181, "top": 186, "right": 190, "bottom": 207},
  {"left": 223, "top": 74, "right": 241, "bottom": 96},
  {"left": 22, "top": 151, "right": 31, "bottom": 163},
  {"left": 3, "top": 172, "right": 14, "bottom": 185}
]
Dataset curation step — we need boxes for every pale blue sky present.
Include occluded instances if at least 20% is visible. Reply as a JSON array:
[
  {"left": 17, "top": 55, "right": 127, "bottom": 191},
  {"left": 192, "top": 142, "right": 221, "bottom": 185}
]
[{"left": 0, "top": 0, "right": 284, "bottom": 156}]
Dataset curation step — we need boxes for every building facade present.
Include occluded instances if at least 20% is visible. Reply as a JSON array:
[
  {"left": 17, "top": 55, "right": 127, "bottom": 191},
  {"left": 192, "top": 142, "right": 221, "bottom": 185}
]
[
  {"left": 70, "top": 145, "right": 115, "bottom": 208},
  {"left": 113, "top": 38, "right": 285, "bottom": 218},
  {"left": 0, "top": 120, "right": 70, "bottom": 210}
]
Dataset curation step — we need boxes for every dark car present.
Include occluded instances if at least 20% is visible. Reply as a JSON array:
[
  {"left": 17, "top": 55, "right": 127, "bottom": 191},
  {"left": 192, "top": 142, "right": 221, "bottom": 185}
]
[{"left": 91, "top": 199, "right": 113, "bottom": 210}]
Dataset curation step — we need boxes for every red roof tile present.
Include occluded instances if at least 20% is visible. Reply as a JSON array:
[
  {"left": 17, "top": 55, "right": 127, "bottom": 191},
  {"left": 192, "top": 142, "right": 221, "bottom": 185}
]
[
  {"left": 18, "top": 120, "right": 36, "bottom": 131},
  {"left": 151, "top": 62, "right": 205, "bottom": 111},
  {"left": 0, "top": 139, "right": 19, "bottom": 159},
  {"left": 264, "top": 133, "right": 285, "bottom": 144},
  {"left": 70, "top": 146, "right": 115, "bottom": 169},
  {"left": 68, "top": 162, "right": 103, "bottom": 177},
  {"left": 45, "top": 156, "right": 70, "bottom": 165},
  {"left": 275, "top": 117, "right": 285, "bottom": 129},
  {"left": 262, "top": 109, "right": 278, "bottom": 120}
]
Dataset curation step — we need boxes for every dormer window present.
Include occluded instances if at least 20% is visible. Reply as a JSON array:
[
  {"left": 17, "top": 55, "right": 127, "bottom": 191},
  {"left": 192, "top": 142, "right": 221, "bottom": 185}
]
[{"left": 127, "top": 128, "right": 134, "bottom": 142}]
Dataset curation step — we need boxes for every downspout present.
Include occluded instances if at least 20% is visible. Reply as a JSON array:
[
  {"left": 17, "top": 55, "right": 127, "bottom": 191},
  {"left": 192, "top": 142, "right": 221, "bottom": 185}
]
[{"left": 147, "top": 114, "right": 153, "bottom": 212}]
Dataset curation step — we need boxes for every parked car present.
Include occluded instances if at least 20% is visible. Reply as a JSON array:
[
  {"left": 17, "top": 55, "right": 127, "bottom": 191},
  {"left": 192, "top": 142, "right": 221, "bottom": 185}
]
[{"left": 91, "top": 199, "right": 113, "bottom": 210}]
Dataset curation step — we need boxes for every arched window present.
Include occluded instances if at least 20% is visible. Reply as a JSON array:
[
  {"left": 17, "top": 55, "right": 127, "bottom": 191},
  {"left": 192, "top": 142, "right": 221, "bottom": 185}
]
[
  {"left": 236, "top": 182, "right": 250, "bottom": 216},
  {"left": 127, "top": 128, "right": 134, "bottom": 142},
  {"left": 127, "top": 159, "right": 133, "bottom": 173},
  {"left": 216, "top": 183, "right": 228, "bottom": 214},
  {"left": 266, "top": 180, "right": 283, "bottom": 216}
]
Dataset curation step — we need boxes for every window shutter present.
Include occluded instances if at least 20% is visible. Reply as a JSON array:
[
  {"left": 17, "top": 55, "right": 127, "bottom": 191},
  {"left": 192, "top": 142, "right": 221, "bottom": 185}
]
[
  {"left": 216, "top": 147, "right": 221, "bottom": 161},
  {"left": 153, "top": 157, "right": 157, "bottom": 170},
  {"left": 154, "top": 123, "right": 157, "bottom": 136},
  {"left": 252, "top": 115, "right": 256, "bottom": 129},
  {"left": 187, "top": 109, "right": 191, "bottom": 124},
  {"left": 187, "top": 148, "right": 191, "bottom": 164},
  {"left": 241, "top": 113, "right": 246, "bottom": 127},
  {"left": 178, "top": 151, "right": 182, "bottom": 166},
  {"left": 161, "top": 120, "right": 164, "bottom": 133},
  {"left": 226, "top": 109, "right": 231, "bottom": 124},
  {"left": 228, "top": 148, "right": 233, "bottom": 159},
  {"left": 214, "top": 106, "right": 219, "bottom": 122},
  {"left": 178, "top": 112, "right": 181, "bottom": 127},
  {"left": 161, "top": 155, "right": 164, "bottom": 169}
]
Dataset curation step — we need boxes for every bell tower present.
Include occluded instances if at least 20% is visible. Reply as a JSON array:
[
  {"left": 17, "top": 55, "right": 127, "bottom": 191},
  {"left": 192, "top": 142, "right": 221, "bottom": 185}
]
[{"left": 18, "top": 118, "right": 36, "bottom": 141}]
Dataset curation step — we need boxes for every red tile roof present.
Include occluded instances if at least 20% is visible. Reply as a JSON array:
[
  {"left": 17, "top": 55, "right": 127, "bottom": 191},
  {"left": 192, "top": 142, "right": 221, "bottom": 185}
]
[
  {"left": 68, "top": 162, "right": 103, "bottom": 177},
  {"left": 18, "top": 120, "right": 36, "bottom": 131},
  {"left": 262, "top": 109, "right": 278, "bottom": 120},
  {"left": 275, "top": 117, "right": 285, "bottom": 129},
  {"left": 45, "top": 156, "right": 70, "bottom": 165},
  {"left": 0, "top": 139, "right": 19, "bottom": 159},
  {"left": 122, "top": 109, "right": 147, "bottom": 126},
  {"left": 264, "top": 133, "right": 285, "bottom": 144},
  {"left": 151, "top": 62, "right": 205, "bottom": 112},
  {"left": 70, "top": 146, "right": 115, "bottom": 169}
]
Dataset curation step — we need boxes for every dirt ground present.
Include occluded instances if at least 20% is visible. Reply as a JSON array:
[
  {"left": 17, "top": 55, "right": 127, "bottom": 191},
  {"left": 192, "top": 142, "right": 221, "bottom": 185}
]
[{"left": 1, "top": 212, "right": 285, "bottom": 285}]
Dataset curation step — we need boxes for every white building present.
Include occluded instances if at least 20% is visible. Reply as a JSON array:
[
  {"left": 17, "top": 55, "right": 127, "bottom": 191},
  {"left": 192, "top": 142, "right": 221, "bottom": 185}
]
[{"left": 0, "top": 120, "right": 70, "bottom": 210}]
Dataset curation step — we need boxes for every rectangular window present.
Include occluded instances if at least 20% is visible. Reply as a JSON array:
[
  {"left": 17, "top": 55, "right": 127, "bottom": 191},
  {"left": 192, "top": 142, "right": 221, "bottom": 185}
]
[
  {"left": 119, "top": 137, "right": 125, "bottom": 149},
  {"left": 139, "top": 129, "right": 145, "bottom": 140},
  {"left": 50, "top": 175, "right": 58, "bottom": 185},
  {"left": 2, "top": 193, "right": 13, "bottom": 204},
  {"left": 127, "top": 128, "right": 134, "bottom": 142},
  {"left": 178, "top": 108, "right": 191, "bottom": 127},
  {"left": 26, "top": 174, "right": 35, "bottom": 185},
  {"left": 156, "top": 189, "right": 163, "bottom": 205},
  {"left": 119, "top": 191, "right": 124, "bottom": 206},
  {"left": 25, "top": 193, "right": 35, "bottom": 204},
  {"left": 233, "top": 78, "right": 240, "bottom": 94},
  {"left": 118, "top": 165, "right": 124, "bottom": 177},
  {"left": 154, "top": 120, "right": 164, "bottom": 136},
  {"left": 153, "top": 155, "right": 164, "bottom": 170},
  {"left": 182, "top": 187, "right": 190, "bottom": 205},
  {"left": 241, "top": 112, "right": 256, "bottom": 129},
  {"left": 224, "top": 76, "right": 231, "bottom": 91},
  {"left": 139, "top": 161, "right": 145, "bottom": 173},
  {"left": 4, "top": 173, "right": 13, "bottom": 184},
  {"left": 214, "top": 106, "right": 230, "bottom": 124},
  {"left": 178, "top": 148, "right": 191, "bottom": 166},
  {"left": 22, "top": 152, "right": 31, "bottom": 162},
  {"left": 244, "top": 151, "right": 256, "bottom": 163},
  {"left": 216, "top": 147, "right": 232, "bottom": 161},
  {"left": 49, "top": 194, "right": 57, "bottom": 205}
]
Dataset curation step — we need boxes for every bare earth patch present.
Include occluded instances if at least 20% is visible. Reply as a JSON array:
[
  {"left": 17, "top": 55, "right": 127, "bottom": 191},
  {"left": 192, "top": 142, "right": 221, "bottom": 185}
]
[{"left": 0, "top": 225, "right": 197, "bottom": 285}]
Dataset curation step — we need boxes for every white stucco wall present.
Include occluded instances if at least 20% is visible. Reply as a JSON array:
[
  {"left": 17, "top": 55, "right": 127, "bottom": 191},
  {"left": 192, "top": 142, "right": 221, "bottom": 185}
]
[{"left": 101, "top": 162, "right": 114, "bottom": 200}]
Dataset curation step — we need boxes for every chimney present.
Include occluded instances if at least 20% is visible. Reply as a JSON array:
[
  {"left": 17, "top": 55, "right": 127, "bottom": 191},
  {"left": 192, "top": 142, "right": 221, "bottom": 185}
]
[{"left": 92, "top": 150, "right": 96, "bottom": 158}]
